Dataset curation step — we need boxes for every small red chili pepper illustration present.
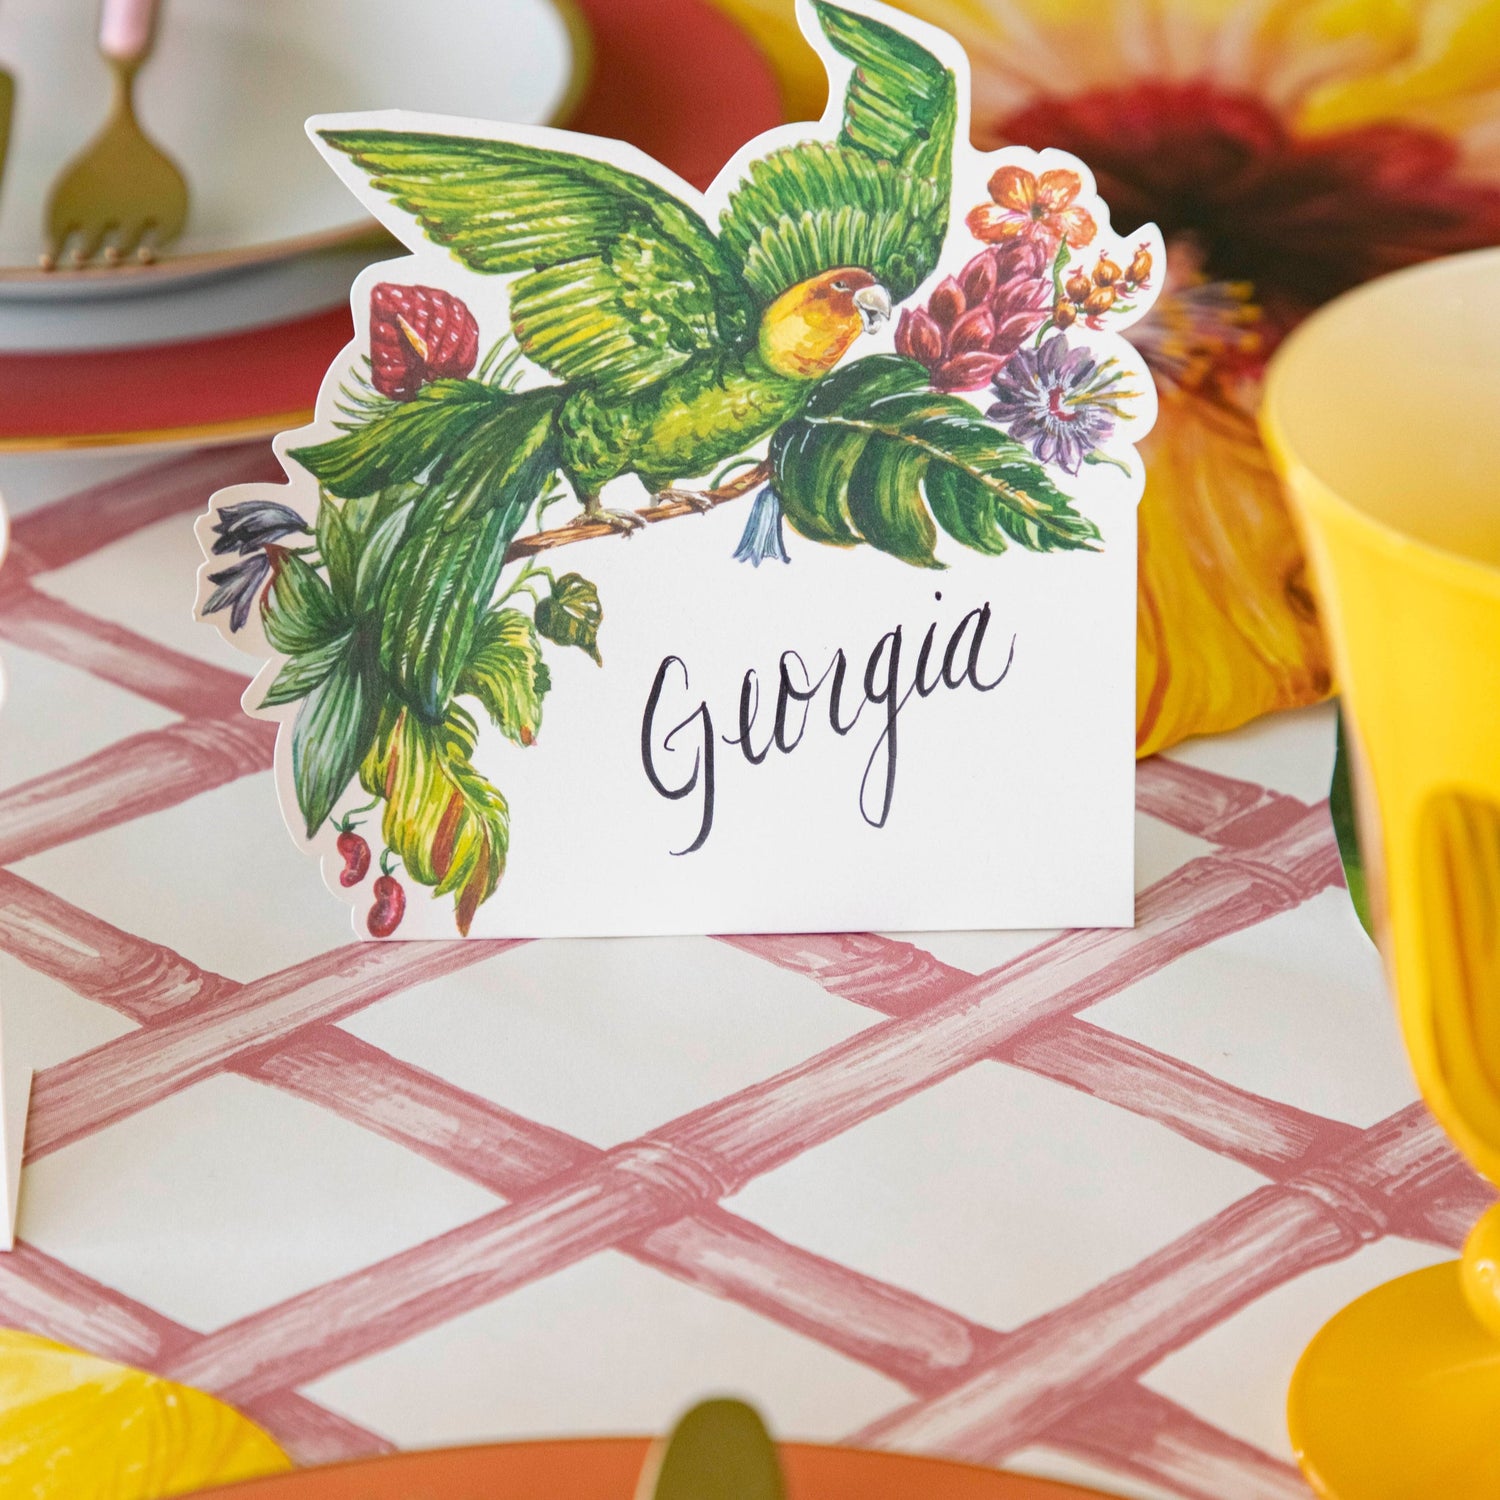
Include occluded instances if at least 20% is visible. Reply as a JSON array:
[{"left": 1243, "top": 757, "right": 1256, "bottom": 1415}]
[
  {"left": 367, "top": 873, "right": 406, "bottom": 938},
  {"left": 336, "top": 830, "right": 371, "bottom": 887},
  {"left": 334, "top": 801, "right": 376, "bottom": 887}
]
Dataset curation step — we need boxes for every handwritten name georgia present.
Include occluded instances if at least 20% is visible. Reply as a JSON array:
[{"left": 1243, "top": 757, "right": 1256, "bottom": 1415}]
[{"left": 641, "top": 598, "right": 1015, "bottom": 853}]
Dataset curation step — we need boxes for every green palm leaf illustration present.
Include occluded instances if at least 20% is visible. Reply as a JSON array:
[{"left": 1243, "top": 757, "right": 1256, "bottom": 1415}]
[{"left": 771, "top": 354, "right": 1103, "bottom": 567}]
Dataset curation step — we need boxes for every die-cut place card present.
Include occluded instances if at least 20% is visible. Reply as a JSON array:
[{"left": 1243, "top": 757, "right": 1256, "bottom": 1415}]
[{"left": 194, "top": 0, "right": 1162, "bottom": 940}]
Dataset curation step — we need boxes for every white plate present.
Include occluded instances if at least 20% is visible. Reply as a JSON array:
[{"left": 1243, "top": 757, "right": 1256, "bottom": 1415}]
[
  {"left": 0, "top": 244, "right": 385, "bottom": 351},
  {"left": 0, "top": 0, "right": 578, "bottom": 298}
]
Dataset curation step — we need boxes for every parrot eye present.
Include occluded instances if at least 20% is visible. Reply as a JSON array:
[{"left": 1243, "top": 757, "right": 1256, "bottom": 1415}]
[{"left": 831, "top": 278, "right": 849, "bottom": 291}]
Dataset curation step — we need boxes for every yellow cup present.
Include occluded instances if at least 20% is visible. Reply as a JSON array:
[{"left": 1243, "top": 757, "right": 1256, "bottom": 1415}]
[{"left": 1263, "top": 246, "right": 1500, "bottom": 1499}]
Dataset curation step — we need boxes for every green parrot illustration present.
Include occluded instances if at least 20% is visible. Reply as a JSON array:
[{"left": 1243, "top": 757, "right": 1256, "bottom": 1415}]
[{"left": 299, "top": 1, "right": 956, "bottom": 725}]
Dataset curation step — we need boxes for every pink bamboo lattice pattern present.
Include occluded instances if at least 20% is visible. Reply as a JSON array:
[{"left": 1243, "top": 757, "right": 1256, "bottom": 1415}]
[{"left": 0, "top": 445, "right": 1487, "bottom": 1499}]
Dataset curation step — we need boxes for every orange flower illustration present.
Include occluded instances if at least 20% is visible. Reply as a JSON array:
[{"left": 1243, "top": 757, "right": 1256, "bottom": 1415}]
[{"left": 967, "top": 166, "right": 1097, "bottom": 254}]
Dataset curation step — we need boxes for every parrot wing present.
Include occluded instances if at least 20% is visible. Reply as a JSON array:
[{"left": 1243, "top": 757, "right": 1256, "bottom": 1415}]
[
  {"left": 718, "top": 1, "right": 956, "bottom": 306},
  {"left": 319, "top": 130, "right": 756, "bottom": 396}
]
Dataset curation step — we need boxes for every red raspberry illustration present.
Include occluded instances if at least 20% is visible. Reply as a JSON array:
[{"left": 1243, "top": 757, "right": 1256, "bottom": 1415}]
[
  {"left": 370, "top": 283, "right": 480, "bottom": 400},
  {"left": 336, "top": 830, "right": 371, "bottom": 887}
]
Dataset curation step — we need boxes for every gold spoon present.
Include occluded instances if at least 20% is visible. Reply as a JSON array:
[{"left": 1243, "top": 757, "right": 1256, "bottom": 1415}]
[{"left": 638, "top": 1399, "right": 786, "bottom": 1500}]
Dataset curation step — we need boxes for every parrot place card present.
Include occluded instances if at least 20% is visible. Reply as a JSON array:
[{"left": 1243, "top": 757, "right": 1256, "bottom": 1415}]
[{"left": 194, "top": 0, "right": 1162, "bottom": 940}]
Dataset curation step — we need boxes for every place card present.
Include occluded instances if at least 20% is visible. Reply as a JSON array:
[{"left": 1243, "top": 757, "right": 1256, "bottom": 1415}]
[{"left": 195, "top": 0, "right": 1161, "bottom": 938}]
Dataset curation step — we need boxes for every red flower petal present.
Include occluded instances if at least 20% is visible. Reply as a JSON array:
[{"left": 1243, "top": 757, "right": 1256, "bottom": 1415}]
[
  {"left": 895, "top": 307, "right": 945, "bottom": 368},
  {"left": 989, "top": 314, "right": 1042, "bottom": 358},
  {"left": 947, "top": 304, "right": 997, "bottom": 356},
  {"left": 1036, "top": 168, "right": 1083, "bottom": 212},
  {"left": 997, "top": 238, "right": 1048, "bottom": 280},
  {"left": 1057, "top": 206, "right": 1098, "bottom": 248},
  {"left": 990, "top": 274, "right": 1051, "bottom": 321},
  {"left": 959, "top": 248, "right": 999, "bottom": 306},
  {"left": 932, "top": 351, "right": 1007, "bottom": 391},
  {"left": 928, "top": 276, "right": 967, "bottom": 330}
]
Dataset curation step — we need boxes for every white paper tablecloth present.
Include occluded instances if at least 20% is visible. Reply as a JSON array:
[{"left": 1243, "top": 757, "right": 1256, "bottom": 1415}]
[{"left": 0, "top": 442, "right": 1487, "bottom": 1500}]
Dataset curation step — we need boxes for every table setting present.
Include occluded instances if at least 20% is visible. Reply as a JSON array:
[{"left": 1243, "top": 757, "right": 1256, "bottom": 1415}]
[{"left": 0, "top": 2, "right": 1497, "bottom": 1499}]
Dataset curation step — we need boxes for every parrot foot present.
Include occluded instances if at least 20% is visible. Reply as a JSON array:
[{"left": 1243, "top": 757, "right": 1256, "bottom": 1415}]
[
  {"left": 658, "top": 486, "right": 718, "bottom": 514},
  {"left": 582, "top": 499, "right": 646, "bottom": 534}
]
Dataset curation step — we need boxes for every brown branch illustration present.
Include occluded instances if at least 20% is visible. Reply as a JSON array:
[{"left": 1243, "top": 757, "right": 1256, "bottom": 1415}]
[{"left": 504, "top": 461, "right": 771, "bottom": 562}]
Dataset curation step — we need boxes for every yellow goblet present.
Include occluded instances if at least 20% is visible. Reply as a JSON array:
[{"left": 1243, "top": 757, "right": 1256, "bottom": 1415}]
[{"left": 1262, "top": 245, "right": 1500, "bottom": 1498}]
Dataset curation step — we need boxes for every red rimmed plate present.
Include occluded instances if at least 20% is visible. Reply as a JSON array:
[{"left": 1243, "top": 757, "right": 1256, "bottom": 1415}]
[
  {"left": 0, "top": 0, "right": 782, "bottom": 453},
  {"left": 192, "top": 1438, "right": 1122, "bottom": 1499},
  {"left": 0, "top": 306, "right": 352, "bottom": 452}
]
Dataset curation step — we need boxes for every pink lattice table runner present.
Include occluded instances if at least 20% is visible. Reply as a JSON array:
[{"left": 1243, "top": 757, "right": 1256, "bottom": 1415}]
[{"left": 0, "top": 443, "right": 1489, "bottom": 1500}]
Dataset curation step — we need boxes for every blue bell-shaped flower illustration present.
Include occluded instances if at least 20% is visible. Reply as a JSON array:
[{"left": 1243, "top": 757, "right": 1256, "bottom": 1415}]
[
  {"left": 202, "top": 552, "right": 273, "bottom": 632},
  {"left": 211, "top": 499, "right": 311, "bottom": 555},
  {"left": 733, "top": 486, "right": 791, "bottom": 567}
]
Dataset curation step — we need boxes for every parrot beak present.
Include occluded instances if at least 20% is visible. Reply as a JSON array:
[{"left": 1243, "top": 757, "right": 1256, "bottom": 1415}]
[{"left": 854, "top": 282, "right": 892, "bottom": 332}]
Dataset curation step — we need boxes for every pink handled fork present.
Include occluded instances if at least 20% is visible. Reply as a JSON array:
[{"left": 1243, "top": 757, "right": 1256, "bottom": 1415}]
[{"left": 41, "top": 0, "right": 188, "bottom": 269}]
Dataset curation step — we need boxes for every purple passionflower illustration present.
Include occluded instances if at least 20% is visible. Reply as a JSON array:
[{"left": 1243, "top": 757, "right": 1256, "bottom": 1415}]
[
  {"left": 211, "top": 500, "right": 310, "bottom": 556},
  {"left": 733, "top": 486, "right": 791, "bottom": 566},
  {"left": 987, "top": 335, "right": 1136, "bottom": 474},
  {"left": 203, "top": 552, "right": 272, "bottom": 632}
]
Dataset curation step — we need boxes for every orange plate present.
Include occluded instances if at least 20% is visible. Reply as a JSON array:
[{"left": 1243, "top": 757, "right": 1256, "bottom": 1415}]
[
  {"left": 0, "top": 0, "right": 783, "bottom": 453},
  {"left": 192, "top": 1438, "right": 1119, "bottom": 1499}
]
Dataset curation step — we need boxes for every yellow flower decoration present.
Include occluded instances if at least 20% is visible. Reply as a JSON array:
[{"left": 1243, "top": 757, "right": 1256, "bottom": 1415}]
[{"left": 711, "top": 0, "right": 1500, "bottom": 753}]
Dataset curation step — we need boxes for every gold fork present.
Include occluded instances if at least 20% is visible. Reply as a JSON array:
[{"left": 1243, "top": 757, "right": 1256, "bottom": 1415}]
[
  {"left": 0, "top": 75, "right": 13, "bottom": 213},
  {"left": 0, "top": 49, "right": 13, "bottom": 209},
  {"left": 41, "top": 0, "right": 188, "bottom": 269}
]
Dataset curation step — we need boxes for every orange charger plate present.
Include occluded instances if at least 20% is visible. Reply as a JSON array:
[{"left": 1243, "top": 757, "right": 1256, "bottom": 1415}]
[{"left": 194, "top": 1438, "right": 1120, "bottom": 1499}]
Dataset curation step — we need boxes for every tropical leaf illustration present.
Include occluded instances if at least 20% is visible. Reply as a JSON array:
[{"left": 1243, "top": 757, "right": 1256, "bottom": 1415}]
[
  {"left": 259, "top": 550, "right": 344, "bottom": 657},
  {"left": 292, "top": 379, "right": 503, "bottom": 498},
  {"left": 534, "top": 573, "right": 604, "bottom": 665},
  {"left": 291, "top": 652, "right": 381, "bottom": 838},
  {"left": 260, "top": 633, "right": 353, "bottom": 709},
  {"left": 360, "top": 703, "right": 510, "bottom": 936},
  {"left": 771, "top": 355, "right": 1102, "bottom": 566},
  {"left": 457, "top": 608, "right": 551, "bottom": 746}
]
